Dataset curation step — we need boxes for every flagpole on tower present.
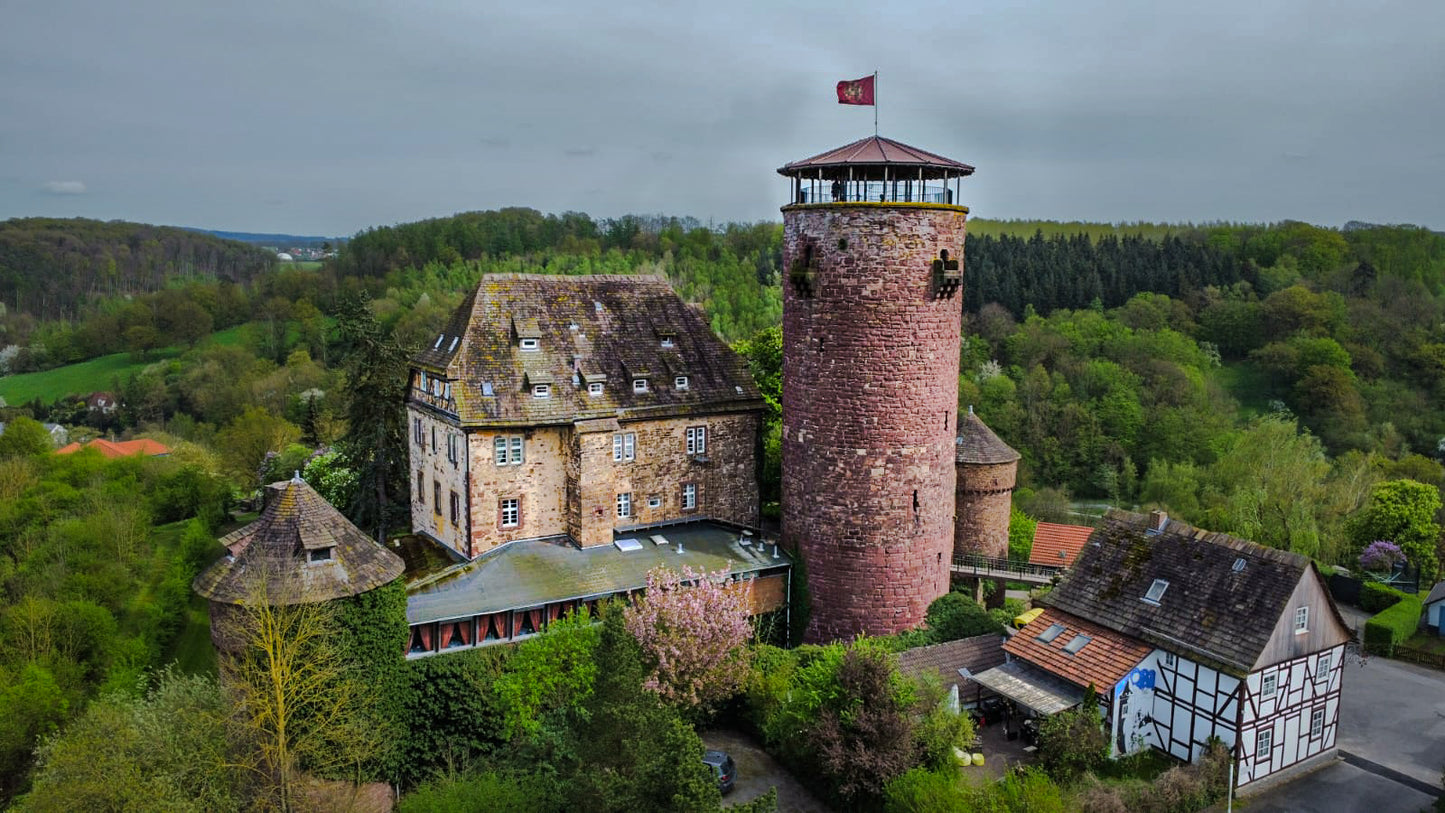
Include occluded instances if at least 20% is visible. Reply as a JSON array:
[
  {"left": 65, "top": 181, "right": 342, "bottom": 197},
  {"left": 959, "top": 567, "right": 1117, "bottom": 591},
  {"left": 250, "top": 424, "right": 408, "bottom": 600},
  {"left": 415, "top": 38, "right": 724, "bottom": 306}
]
[{"left": 873, "top": 71, "right": 879, "bottom": 136}]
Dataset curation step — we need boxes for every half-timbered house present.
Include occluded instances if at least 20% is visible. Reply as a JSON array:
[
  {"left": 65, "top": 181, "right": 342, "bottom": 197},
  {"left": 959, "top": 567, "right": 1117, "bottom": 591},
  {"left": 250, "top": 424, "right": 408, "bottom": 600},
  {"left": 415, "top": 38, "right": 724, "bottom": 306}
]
[{"left": 973, "top": 509, "right": 1352, "bottom": 790}]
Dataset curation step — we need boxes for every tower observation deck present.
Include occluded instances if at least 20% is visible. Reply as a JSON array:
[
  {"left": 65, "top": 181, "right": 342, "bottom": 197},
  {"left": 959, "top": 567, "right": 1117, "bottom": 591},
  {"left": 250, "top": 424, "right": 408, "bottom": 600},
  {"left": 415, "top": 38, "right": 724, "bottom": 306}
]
[{"left": 778, "top": 135, "right": 973, "bottom": 642}]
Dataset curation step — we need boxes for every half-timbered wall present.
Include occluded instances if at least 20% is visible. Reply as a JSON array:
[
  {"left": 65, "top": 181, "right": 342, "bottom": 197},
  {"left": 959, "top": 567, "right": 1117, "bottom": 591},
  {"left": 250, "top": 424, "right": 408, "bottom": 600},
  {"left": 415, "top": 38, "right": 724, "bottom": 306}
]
[
  {"left": 1237, "top": 643, "right": 1345, "bottom": 786},
  {"left": 1145, "top": 650, "right": 1241, "bottom": 762}
]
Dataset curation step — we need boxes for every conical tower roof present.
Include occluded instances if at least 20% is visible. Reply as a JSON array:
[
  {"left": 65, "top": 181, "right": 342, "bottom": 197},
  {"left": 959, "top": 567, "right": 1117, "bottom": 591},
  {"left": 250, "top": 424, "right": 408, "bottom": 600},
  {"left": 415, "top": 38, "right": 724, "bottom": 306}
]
[
  {"left": 955, "top": 410, "right": 1020, "bottom": 465},
  {"left": 193, "top": 476, "right": 405, "bottom": 605},
  {"left": 777, "top": 135, "right": 975, "bottom": 177}
]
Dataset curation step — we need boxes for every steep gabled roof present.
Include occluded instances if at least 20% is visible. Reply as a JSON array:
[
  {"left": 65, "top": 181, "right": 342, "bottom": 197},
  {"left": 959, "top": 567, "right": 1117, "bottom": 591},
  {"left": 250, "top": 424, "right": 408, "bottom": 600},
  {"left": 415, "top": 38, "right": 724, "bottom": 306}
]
[
  {"left": 193, "top": 477, "right": 404, "bottom": 605},
  {"left": 1043, "top": 510, "right": 1335, "bottom": 676},
  {"left": 955, "top": 411, "right": 1020, "bottom": 465},
  {"left": 1030, "top": 522, "right": 1094, "bottom": 568},
  {"left": 1004, "top": 608, "right": 1152, "bottom": 691},
  {"left": 1425, "top": 580, "right": 1445, "bottom": 606},
  {"left": 410, "top": 274, "right": 762, "bottom": 426}
]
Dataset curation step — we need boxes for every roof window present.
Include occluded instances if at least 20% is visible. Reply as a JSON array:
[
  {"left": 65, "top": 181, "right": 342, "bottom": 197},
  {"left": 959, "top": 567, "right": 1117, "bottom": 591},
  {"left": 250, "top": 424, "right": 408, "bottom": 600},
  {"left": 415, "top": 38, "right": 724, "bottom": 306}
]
[
  {"left": 482, "top": 382, "right": 495, "bottom": 397},
  {"left": 1144, "top": 579, "right": 1170, "bottom": 604},
  {"left": 588, "top": 382, "right": 604, "bottom": 397},
  {"left": 1036, "top": 623, "right": 1066, "bottom": 643},
  {"left": 675, "top": 375, "right": 689, "bottom": 390},
  {"left": 1063, "top": 635, "right": 1092, "bottom": 655},
  {"left": 1232, "top": 557, "right": 1247, "bottom": 573},
  {"left": 633, "top": 378, "right": 649, "bottom": 393},
  {"left": 520, "top": 337, "right": 540, "bottom": 351},
  {"left": 447, "top": 336, "right": 459, "bottom": 352},
  {"left": 532, "top": 384, "right": 550, "bottom": 399},
  {"left": 433, "top": 334, "right": 445, "bottom": 349}
]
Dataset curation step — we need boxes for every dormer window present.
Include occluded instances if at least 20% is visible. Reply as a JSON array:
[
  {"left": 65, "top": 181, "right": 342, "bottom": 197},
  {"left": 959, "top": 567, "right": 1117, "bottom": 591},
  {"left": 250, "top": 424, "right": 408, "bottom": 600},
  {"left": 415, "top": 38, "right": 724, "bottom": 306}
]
[
  {"left": 675, "top": 376, "right": 689, "bottom": 390},
  {"left": 661, "top": 338, "right": 674, "bottom": 348},
  {"left": 520, "top": 338, "right": 540, "bottom": 351},
  {"left": 1144, "top": 579, "right": 1170, "bottom": 604},
  {"left": 589, "top": 382, "right": 604, "bottom": 397},
  {"left": 308, "top": 547, "right": 333, "bottom": 563},
  {"left": 532, "top": 384, "right": 550, "bottom": 398},
  {"left": 633, "top": 378, "right": 649, "bottom": 393}
]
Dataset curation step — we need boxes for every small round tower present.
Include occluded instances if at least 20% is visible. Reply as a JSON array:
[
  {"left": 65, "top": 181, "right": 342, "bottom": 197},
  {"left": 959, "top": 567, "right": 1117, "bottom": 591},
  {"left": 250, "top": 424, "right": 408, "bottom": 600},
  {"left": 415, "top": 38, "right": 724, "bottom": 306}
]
[
  {"left": 778, "top": 136, "right": 975, "bottom": 641},
  {"left": 953, "top": 408, "right": 1020, "bottom": 560},
  {"left": 193, "top": 476, "right": 406, "bottom": 661}
]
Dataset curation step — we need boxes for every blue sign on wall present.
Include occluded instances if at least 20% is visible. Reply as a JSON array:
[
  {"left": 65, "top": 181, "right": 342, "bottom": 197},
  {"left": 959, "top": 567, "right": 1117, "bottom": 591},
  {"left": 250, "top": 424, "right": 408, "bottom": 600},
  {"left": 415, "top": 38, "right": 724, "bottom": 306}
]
[{"left": 1123, "top": 667, "right": 1155, "bottom": 691}]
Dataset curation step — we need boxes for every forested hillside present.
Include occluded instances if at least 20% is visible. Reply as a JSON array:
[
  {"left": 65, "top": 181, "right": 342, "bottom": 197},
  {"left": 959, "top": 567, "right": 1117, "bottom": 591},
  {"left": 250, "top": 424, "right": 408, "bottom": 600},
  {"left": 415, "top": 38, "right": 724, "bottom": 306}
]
[{"left": 0, "top": 217, "right": 275, "bottom": 324}]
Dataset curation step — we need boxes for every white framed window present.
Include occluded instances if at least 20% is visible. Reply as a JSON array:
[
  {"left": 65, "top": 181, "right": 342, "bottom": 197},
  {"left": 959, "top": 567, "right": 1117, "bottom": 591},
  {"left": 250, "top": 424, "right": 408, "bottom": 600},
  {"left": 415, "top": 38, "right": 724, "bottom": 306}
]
[
  {"left": 447, "top": 433, "right": 460, "bottom": 465},
  {"left": 675, "top": 375, "right": 689, "bottom": 390},
  {"left": 1256, "top": 729, "right": 1272, "bottom": 760},
  {"left": 443, "top": 382, "right": 451, "bottom": 400},
  {"left": 682, "top": 483, "right": 697, "bottom": 510},
  {"left": 647, "top": 495, "right": 662, "bottom": 509},
  {"left": 686, "top": 426, "right": 707, "bottom": 455},
  {"left": 633, "top": 378, "right": 648, "bottom": 393},
  {"left": 617, "top": 492, "right": 632, "bottom": 518},
  {"left": 532, "top": 384, "right": 550, "bottom": 398},
  {"left": 660, "top": 337, "right": 674, "bottom": 348},
  {"left": 1294, "top": 606, "right": 1309, "bottom": 634},
  {"left": 1164, "top": 652, "right": 1177, "bottom": 668},
  {"left": 1310, "top": 707, "right": 1324, "bottom": 738},
  {"left": 588, "top": 382, "right": 604, "bottom": 397},
  {"left": 613, "top": 433, "right": 636, "bottom": 462},
  {"left": 1144, "top": 578, "right": 1169, "bottom": 603},
  {"left": 413, "top": 417, "right": 424, "bottom": 444},
  {"left": 1316, "top": 653, "right": 1331, "bottom": 681},
  {"left": 520, "top": 337, "right": 540, "bottom": 351},
  {"left": 1261, "top": 673, "right": 1277, "bottom": 698},
  {"left": 432, "top": 380, "right": 441, "bottom": 396},
  {"left": 500, "top": 498, "right": 519, "bottom": 528},
  {"left": 494, "top": 436, "right": 524, "bottom": 465},
  {"left": 420, "top": 371, "right": 428, "bottom": 390}
]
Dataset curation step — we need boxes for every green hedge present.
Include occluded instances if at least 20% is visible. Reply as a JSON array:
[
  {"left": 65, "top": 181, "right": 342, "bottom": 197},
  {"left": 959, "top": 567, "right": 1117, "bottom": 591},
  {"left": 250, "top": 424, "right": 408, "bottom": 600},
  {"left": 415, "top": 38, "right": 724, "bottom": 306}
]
[
  {"left": 1360, "top": 581, "right": 1412, "bottom": 613},
  {"left": 1363, "top": 596, "right": 1423, "bottom": 656}
]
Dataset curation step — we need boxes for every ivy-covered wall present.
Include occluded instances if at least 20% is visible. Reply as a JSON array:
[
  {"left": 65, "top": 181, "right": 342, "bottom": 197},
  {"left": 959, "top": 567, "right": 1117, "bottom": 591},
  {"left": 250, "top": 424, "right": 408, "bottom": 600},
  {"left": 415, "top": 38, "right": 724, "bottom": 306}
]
[{"left": 332, "top": 578, "right": 410, "bottom": 781}]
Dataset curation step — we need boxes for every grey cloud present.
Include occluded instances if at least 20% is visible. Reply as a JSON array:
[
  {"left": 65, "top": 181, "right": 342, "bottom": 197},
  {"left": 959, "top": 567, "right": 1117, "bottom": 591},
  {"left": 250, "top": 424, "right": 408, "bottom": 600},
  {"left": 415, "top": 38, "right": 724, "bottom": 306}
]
[
  {"left": 42, "top": 180, "right": 86, "bottom": 195},
  {"left": 0, "top": 0, "right": 1441, "bottom": 233}
]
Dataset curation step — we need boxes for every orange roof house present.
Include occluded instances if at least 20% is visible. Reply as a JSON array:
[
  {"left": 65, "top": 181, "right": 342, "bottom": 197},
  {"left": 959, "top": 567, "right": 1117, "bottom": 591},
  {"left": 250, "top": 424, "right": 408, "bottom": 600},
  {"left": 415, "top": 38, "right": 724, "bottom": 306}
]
[
  {"left": 1029, "top": 521, "right": 1094, "bottom": 568},
  {"left": 56, "top": 437, "right": 170, "bottom": 458}
]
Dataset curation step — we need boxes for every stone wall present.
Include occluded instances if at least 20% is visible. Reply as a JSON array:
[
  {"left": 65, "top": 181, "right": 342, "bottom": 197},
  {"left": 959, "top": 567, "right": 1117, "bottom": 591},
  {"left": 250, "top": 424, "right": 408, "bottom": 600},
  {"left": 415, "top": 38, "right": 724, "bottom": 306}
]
[
  {"left": 954, "top": 460, "right": 1017, "bottom": 559},
  {"left": 781, "top": 203, "right": 968, "bottom": 641},
  {"left": 465, "top": 425, "right": 570, "bottom": 553},
  {"left": 407, "top": 405, "right": 470, "bottom": 556}
]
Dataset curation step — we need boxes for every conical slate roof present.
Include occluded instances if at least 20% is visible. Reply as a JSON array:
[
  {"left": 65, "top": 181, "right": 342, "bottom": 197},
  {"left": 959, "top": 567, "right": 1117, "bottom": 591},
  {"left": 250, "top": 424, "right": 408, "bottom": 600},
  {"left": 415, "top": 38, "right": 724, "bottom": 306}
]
[
  {"left": 193, "top": 477, "right": 405, "bottom": 605},
  {"left": 955, "top": 410, "right": 1020, "bottom": 465}
]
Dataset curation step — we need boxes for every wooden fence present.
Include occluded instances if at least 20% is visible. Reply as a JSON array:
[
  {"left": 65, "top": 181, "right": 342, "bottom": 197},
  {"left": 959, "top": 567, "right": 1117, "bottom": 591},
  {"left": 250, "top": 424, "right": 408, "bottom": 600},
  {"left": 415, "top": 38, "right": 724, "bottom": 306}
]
[{"left": 1393, "top": 645, "right": 1445, "bottom": 671}]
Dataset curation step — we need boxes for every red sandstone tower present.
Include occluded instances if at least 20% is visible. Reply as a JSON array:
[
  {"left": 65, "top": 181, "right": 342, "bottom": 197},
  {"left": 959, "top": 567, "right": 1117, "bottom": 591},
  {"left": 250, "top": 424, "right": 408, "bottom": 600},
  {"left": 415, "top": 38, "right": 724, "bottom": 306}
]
[
  {"left": 954, "top": 407, "right": 1021, "bottom": 607},
  {"left": 778, "top": 136, "right": 975, "bottom": 641}
]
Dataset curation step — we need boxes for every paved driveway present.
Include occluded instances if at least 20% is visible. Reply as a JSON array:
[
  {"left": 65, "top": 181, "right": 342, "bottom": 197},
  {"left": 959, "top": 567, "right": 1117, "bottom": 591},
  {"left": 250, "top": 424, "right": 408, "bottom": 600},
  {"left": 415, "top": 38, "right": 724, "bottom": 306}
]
[{"left": 702, "top": 729, "right": 832, "bottom": 813}]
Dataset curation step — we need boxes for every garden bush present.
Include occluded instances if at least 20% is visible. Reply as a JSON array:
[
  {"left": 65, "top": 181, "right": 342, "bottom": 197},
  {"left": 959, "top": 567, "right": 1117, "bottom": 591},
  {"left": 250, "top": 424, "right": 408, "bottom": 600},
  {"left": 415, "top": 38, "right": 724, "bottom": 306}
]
[
  {"left": 1037, "top": 685, "right": 1108, "bottom": 781},
  {"left": 1360, "top": 581, "right": 1411, "bottom": 613},
  {"left": 1363, "top": 595, "right": 1422, "bottom": 656}
]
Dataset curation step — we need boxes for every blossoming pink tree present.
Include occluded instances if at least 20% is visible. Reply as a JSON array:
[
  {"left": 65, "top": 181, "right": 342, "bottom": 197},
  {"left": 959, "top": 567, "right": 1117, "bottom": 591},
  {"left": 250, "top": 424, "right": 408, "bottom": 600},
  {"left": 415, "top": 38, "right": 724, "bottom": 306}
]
[{"left": 623, "top": 565, "right": 754, "bottom": 710}]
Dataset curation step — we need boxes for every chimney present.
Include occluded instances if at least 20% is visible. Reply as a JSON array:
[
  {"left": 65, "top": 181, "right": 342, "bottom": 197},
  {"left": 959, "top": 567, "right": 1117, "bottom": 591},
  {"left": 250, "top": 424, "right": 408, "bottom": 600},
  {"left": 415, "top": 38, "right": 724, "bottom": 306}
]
[{"left": 1148, "top": 510, "right": 1168, "bottom": 532}]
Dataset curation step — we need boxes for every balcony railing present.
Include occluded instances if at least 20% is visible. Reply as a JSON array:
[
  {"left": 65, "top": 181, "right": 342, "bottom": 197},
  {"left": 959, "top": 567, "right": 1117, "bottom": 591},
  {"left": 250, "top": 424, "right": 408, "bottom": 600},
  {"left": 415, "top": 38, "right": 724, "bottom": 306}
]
[{"left": 794, "top": 181, "right": 956, "bottom": 205}]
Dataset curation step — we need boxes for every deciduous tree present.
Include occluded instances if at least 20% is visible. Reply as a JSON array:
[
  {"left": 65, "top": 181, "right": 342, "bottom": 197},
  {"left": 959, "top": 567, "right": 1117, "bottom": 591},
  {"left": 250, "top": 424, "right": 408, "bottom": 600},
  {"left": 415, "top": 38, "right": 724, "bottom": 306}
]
[{"left": 623, "top": 566, "right": 753, "bottom": 711}]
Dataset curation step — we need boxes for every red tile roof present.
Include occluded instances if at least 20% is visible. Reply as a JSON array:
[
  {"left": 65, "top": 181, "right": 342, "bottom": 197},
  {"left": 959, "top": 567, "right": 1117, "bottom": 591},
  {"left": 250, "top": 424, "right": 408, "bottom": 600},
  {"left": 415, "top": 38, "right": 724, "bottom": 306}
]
[
  {"left": 56, "top": 438, "right": 170, "bottom": 458},
  {"left": 1003, "top": 608, "right": 1151, "bottom": 692},
  {"left": 1030, "top": 522, "right": 1095, "bottom": 567},
  {"left": 777, "top": 135, "right": 975, "bottom": 176}
]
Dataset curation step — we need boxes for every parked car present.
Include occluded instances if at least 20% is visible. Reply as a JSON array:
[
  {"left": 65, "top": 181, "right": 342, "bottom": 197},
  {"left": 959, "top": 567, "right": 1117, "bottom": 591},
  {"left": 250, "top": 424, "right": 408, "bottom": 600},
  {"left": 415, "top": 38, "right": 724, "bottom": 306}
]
[{"left": 703, "top": 750, "right": 736, "bottom": 795}]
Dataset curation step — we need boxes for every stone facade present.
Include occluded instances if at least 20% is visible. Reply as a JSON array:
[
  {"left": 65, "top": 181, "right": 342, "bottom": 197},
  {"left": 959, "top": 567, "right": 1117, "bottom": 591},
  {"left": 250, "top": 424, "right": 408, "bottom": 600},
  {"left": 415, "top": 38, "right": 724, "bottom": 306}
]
[
  {"left": 409, "top": 405, "right": 761, "bottom": 557},
  {"left": 954, "top": 460, "right": 1017, "bottom": 559},
  {"left": 781, "top": 202, "right": 969, "bottom": 641}
]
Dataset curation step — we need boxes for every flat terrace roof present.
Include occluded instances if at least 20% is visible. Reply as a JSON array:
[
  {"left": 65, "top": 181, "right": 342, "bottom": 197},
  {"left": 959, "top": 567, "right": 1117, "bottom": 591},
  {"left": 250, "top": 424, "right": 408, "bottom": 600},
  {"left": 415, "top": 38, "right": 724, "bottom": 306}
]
[{"left": 405, "top": 520, "right": 791, "bottom": 625}]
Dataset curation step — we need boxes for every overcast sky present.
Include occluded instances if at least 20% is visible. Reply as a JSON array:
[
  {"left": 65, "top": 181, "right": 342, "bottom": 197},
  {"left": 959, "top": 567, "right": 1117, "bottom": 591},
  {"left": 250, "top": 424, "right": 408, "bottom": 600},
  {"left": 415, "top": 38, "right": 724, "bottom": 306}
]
[{"left": 2, "top": 0, "right": 1442, "bottom": 236}]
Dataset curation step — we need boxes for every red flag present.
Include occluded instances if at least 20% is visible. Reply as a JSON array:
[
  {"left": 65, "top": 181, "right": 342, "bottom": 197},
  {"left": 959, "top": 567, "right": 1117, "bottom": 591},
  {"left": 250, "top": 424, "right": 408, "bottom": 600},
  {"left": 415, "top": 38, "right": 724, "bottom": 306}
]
[{"left": 836, "top": 75, "right": 875, "bottom": 106}]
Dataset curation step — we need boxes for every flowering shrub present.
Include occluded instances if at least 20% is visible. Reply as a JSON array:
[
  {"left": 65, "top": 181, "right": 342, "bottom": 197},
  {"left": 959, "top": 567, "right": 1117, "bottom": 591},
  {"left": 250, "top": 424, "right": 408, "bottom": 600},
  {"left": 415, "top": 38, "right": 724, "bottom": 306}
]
[
  {"left": 1358, "top": 540, "right": 1405, "bottom": 572},
  {"left": 623, "top": 565, "right": 753, "bottom": 710}
]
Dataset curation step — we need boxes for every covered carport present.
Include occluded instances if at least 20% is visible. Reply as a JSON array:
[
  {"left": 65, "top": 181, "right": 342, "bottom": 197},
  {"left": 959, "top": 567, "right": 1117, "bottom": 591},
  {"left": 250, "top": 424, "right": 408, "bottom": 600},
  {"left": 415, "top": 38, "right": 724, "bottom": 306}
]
[{"left": 969, "top": 659, "right": 1084, "bottom": 717}]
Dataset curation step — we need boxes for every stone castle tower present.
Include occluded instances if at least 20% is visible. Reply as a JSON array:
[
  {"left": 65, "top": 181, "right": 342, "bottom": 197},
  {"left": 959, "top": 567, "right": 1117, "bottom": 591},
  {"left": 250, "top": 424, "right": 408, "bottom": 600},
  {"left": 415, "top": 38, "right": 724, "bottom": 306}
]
[
  {"left": 778, "top": 136, "right": 976, "bottom": 641},
  {"left": 954, "top": 408, "right": 1021, "bottom": 604},
  {"left": 193, "top": 475, "right": 406, "bottom": 661}
]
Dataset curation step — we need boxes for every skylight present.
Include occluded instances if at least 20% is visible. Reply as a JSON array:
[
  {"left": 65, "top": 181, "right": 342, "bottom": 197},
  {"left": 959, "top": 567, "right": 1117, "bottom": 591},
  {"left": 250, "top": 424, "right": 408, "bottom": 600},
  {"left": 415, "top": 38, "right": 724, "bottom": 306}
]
[
  {"left": 481, "top": 382, "right": 495, "bottom": 396},
  {"left": 1063, "top": 635, "right": 1092, "bottom": 655},
  {"left": 1232, "top": 557, "right": 1247, "bottom": 573},
  {"left": 614, "top": 538, "right": 643, "bottom": 552},
  {"left": 1037, "top": 623, "right": 1066, "bottom": 643},
  {"left": 1144, "top": 579, "right": 1170, "bottom": 603}
]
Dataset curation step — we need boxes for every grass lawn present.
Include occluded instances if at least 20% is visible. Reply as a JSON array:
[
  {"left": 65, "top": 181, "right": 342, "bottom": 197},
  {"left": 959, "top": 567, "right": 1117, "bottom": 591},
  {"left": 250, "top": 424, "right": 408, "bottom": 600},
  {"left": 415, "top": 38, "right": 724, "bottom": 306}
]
[
  {"left": 1405, "top": 630, "right": 1445, "bottom": 655},
  {"left": 0, "top": 323, "right": 258, "bottom": 405},
  {"left": 1212, "top": 361, "right": 1277, "bottom": 420},
  {"left": 166, "top": 593, "right": 218, "bottom": 676},
  {"left": 0, "top": 350, "right": 177, "bottom": 404}
]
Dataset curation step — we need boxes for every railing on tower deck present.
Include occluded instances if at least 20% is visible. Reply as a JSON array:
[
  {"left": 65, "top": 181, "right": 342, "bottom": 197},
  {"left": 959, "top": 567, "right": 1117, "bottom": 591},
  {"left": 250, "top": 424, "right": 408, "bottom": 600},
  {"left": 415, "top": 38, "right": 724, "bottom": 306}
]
[
  {"left": 949, "top": 553, "right": 1063, "bottom": 584},
  {"left": 794, "top": 181, "right": 955, "bottom": 205}
]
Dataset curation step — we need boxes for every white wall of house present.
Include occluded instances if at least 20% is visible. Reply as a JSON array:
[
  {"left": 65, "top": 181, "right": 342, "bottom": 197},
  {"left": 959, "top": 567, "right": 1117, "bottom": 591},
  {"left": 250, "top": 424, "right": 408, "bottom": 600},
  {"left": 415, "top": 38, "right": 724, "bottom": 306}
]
[
  {"left": 1118, "top": 649, "right": 1241, "bottom": 763},
  {"left": 1237, "top": 643, "right": 1344, "bottom": 786}
]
